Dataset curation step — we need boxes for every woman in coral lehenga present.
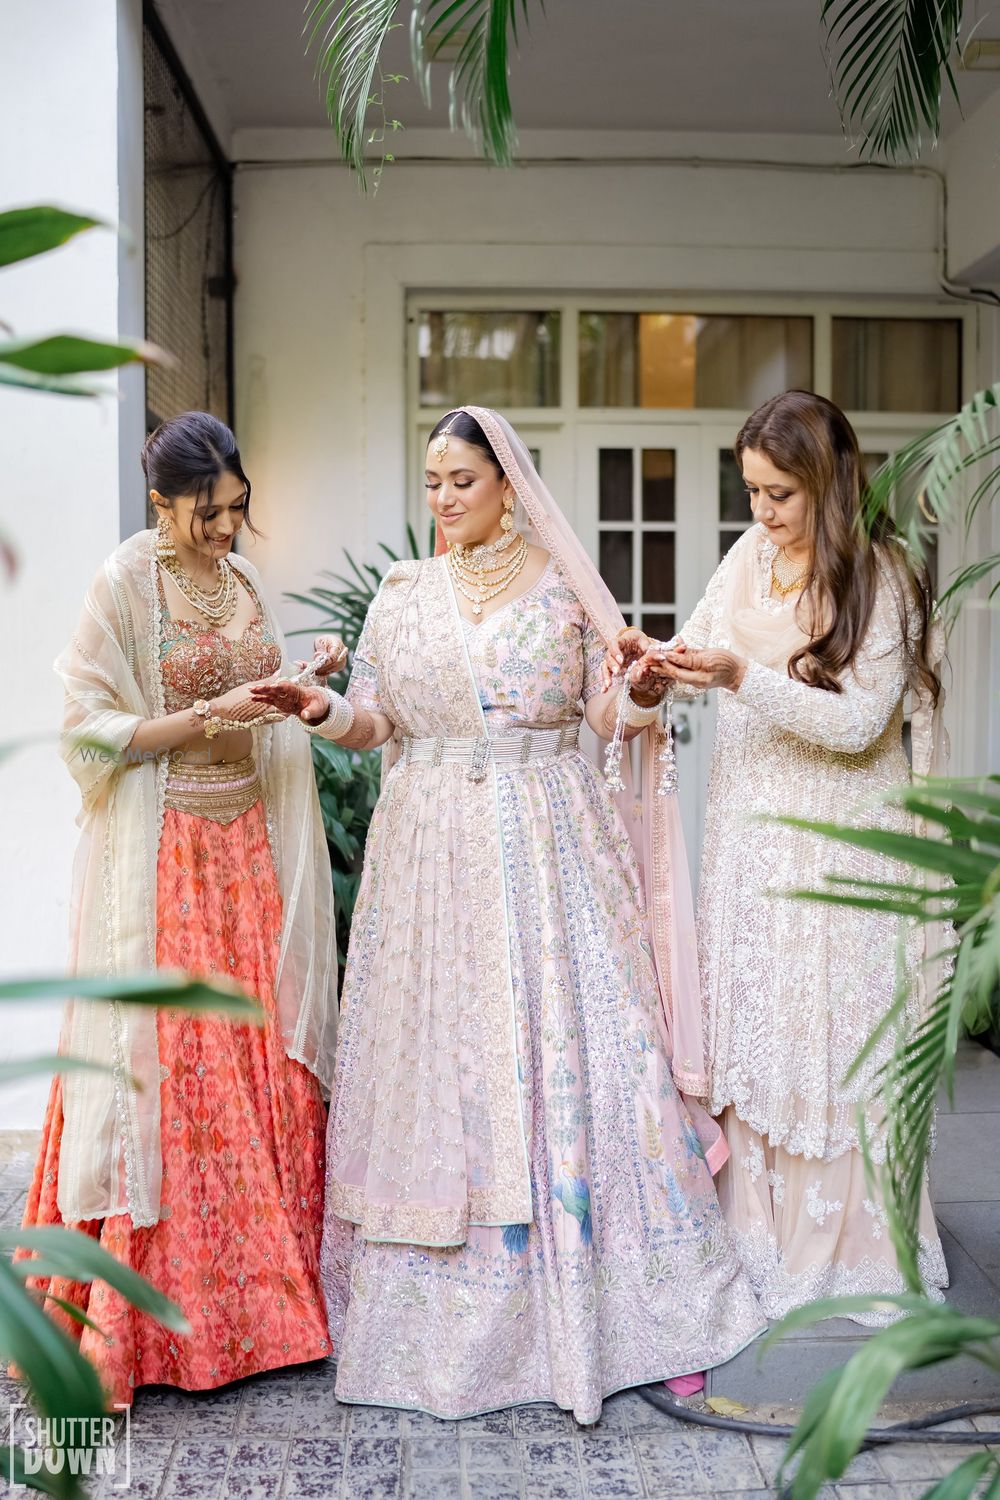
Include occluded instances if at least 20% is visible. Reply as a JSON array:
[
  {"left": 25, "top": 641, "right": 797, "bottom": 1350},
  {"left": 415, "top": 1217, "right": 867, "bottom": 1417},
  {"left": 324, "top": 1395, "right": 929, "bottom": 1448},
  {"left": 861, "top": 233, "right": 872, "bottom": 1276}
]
[
  {"left": 253, "top": 407, "right": 764, "bottom": 1424},
  {"left": 614, "top": 391, "right": 949, "bottom": 1325},
  {"left": 22, "top": 412, "right": 338, "bottom": 1405}
]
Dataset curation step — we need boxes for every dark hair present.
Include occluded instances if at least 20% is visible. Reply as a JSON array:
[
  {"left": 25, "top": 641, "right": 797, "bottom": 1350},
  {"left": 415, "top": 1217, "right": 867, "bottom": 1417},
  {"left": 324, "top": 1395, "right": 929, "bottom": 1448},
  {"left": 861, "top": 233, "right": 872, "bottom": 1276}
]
[
  {"left": 141, "top": 411, "right": 258, "bottom": 541},
  {"left": 428, "top": 410, "right": 504, "bottom": 475},
  {"left": 735, "top": 390, "right": 939, "bottom": 704}
]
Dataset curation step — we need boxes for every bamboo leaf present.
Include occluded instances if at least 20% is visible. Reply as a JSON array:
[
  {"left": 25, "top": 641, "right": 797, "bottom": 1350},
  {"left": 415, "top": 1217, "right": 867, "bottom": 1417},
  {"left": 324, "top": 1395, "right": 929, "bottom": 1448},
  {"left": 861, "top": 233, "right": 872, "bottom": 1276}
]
[
  {"left": 0, "top": 334, "right": 165, "bottom": 377},
  {"left": 0, "top": 1055, "right": 122, "bottom": 1085},
  {"left": 0, "top": 973, "right": 262, "bottom": 1020},
  {"left": 0, "top": 1255, "right": 107, "bottom": 1422},
  {"left": 0, "top": 205, "right": 104, "bottom": 267},
  {"left": 4, "top": 1227, "right": 190, "bottom": 1332}
]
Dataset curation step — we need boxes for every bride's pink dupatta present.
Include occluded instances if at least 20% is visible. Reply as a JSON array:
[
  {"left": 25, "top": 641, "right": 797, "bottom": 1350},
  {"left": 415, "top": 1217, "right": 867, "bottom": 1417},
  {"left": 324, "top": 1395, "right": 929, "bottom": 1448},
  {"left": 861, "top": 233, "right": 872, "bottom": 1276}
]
[{"left": 438, "top": 408, "right": 725, "bottom": 1173}]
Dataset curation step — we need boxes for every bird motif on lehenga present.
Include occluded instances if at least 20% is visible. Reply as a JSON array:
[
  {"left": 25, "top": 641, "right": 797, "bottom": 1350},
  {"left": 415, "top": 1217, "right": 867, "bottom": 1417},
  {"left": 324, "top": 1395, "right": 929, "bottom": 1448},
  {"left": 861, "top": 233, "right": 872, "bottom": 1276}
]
[{"left": 552, "top": 1163, "right": 593, "bottom": 1246}]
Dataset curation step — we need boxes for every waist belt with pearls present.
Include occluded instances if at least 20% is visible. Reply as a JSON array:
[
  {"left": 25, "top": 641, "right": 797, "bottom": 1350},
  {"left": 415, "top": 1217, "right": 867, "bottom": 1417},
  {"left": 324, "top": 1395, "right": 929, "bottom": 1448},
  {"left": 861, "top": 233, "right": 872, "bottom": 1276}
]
[
  {"left": 163, "top": 754, "right": 262, "bottom": 825},
  {"left": 398, "top": 723, "right": 580, "bottom": 782}
]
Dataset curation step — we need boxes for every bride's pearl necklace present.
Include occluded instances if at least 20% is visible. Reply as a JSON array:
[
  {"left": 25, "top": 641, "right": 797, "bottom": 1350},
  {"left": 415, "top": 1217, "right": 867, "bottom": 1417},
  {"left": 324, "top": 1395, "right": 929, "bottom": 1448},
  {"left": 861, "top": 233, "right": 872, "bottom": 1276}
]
[{"left": 448, "top": 532, "right": 528, "bottom": 616}]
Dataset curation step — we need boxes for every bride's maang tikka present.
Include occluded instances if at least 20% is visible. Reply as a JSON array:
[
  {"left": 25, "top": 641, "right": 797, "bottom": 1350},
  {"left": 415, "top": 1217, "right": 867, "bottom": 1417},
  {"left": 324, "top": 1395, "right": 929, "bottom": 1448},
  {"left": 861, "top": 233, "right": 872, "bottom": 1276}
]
[{"left": 432, "top": 414, "right": 458, "bottom": 463}]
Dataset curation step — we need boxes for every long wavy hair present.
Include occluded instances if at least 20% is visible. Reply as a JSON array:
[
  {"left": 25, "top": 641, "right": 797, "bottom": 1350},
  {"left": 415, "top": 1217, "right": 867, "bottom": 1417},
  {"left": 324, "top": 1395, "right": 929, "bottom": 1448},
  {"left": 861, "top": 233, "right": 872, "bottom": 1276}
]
[{"left": 734, "top": 390, "right": 939, "bottom": 703}]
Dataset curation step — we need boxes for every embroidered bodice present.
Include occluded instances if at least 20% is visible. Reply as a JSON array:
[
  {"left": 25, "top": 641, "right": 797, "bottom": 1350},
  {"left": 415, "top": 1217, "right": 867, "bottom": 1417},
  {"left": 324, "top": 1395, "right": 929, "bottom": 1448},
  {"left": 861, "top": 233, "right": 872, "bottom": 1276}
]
[{"left": 158, "top": 570, "right": 281, "bottom": 713}]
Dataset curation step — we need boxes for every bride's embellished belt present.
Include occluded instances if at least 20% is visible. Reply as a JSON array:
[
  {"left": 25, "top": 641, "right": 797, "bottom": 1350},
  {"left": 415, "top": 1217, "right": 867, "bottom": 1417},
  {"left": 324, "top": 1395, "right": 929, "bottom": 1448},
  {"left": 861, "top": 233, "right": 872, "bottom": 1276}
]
[
  {"left": 164, "top": 754, "right": 262, "bottom": 825},
  {"left": 398, "top": 723, "right": 580, "bottom": 782}
]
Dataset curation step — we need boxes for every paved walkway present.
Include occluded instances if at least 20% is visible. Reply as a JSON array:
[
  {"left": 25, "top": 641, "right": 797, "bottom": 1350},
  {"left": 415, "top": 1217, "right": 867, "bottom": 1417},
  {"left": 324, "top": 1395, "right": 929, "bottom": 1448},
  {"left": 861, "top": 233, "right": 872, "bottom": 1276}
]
[{"left": 2, "top": 1121, "right": 999, "bottom": 1499}]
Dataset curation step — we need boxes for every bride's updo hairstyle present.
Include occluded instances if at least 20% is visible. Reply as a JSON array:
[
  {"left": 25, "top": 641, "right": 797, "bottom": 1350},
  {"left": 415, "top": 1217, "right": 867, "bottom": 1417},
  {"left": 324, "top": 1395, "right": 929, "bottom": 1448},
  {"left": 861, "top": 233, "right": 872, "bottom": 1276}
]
[
  {"left": 429, "top": 410, "right": 504, "bottom": 477},
  {"left": 735, "top": 390, "right": 939, "bottom": 704},
  {"left": 142, "top": 410, "right": 259, "bottom": 542}
]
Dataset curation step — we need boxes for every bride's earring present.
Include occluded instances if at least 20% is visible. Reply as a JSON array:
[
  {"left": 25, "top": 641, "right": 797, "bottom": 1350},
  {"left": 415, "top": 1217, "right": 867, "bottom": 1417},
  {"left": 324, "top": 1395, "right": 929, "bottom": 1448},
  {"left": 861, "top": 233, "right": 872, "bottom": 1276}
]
[
  {"left": 156, "top": 509, "right": 176, "bottom": 561},
  {"left": 501, "top": 493, "right": 515, "bottom": 534}
]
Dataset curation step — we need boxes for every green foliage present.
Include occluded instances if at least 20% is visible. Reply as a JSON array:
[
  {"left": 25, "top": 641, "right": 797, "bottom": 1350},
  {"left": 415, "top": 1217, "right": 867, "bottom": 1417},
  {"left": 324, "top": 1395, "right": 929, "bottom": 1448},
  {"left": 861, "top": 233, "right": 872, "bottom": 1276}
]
[
  {"left": 0, "top": 206, "right": 104, "bottom": 268},
  {"left": 0, "top": 207, "right": 166, "bottom": 398},
  {"left": 306, "top": 0, "right": 534, "bottom": 187},
  {"left": 768, "top": 777, "right": 1000, "bottom": 1494},
  {"left": 287, "top": 523, "right": 430, "bottom": 964},
  {"left": 865, "top": 383, "right": 1000, "bottom": 612},
  {"left": 821, "top": 0, "right": 963, "bottom": 161},
  {"left": 766, "top": 1298, "right": 1000, "bottom": 1499}
]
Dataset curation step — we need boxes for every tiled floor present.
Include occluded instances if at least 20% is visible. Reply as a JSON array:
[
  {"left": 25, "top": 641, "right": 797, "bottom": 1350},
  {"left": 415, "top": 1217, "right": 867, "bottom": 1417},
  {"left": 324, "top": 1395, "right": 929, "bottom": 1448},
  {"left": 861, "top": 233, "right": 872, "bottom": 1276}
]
[{"left": 2, "top": 1118, "right": 999, "bottom": 1499}]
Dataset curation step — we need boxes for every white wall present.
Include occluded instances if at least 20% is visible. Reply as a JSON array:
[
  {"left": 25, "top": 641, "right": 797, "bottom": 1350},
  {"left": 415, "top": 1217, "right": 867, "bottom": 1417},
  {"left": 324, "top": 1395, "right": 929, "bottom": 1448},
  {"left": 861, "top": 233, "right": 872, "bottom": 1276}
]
[
  {"left": 231, "top": 133, "right": 946, "bottom": 642},
  {"left": 0, "top": 0, "right": 144, "bottom": 1125}
]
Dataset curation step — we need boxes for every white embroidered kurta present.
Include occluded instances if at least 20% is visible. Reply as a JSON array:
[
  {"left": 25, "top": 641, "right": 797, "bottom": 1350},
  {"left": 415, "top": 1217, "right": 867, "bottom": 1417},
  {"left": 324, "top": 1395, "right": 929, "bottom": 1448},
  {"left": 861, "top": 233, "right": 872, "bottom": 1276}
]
[{"left": 678, "top": 524, "right": 947, "bottom": 1321}]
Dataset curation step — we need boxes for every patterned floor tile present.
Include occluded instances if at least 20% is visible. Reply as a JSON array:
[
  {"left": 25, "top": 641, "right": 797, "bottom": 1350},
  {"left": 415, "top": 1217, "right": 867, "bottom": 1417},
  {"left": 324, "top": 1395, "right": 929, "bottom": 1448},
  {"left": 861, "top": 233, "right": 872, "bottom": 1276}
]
[{"left": 404, "top": 1472, "right": 463, "bottom": 1500}]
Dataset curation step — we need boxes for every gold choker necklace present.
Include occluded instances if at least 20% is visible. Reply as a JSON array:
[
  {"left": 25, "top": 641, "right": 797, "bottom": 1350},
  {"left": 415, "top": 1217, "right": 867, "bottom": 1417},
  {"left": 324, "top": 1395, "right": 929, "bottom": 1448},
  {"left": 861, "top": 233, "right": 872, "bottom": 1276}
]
[
  {"left": 448, "top": 533, "right": 528, "bottom": 616},
  {"left": 771, "top": 547, "right": 809, "bottom": 600}
]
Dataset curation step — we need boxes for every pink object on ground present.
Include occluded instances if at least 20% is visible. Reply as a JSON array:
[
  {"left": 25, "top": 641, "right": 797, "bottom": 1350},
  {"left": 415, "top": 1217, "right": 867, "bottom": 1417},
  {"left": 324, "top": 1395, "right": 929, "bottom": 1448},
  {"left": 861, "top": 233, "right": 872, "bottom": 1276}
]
[{"left": 665, "top": 1372, "right": 705, "bottom": 1396}]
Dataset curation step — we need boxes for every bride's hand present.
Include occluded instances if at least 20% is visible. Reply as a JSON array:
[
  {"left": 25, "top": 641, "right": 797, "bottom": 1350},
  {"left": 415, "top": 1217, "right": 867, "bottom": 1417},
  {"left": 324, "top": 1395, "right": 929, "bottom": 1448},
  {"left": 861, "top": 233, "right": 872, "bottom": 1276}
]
[
  {"left": 250, "top": 680, "right": 330, "bottom": 722},
  {"left": 601, "top": 627, "right": 654, "bottom": 692},
  {"left": 648, "top": 641, "right": 747, "bottom": 692}
]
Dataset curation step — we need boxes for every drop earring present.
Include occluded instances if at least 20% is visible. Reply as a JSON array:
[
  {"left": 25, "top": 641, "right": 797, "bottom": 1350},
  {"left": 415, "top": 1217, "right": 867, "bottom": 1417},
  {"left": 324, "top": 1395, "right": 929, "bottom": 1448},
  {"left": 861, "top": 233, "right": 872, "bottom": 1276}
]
[
  {"left": 500, "top": 493, "right": 515, "bottom": 534},
  {"left": 156, "top": 510, "right": 176, "bottom": 561}
]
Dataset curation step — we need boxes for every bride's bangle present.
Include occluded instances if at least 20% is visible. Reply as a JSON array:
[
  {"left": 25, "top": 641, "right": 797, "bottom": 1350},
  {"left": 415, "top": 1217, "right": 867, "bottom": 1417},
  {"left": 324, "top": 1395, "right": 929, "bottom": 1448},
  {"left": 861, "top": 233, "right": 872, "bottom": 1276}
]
[
  {"left": 621, "top": 690, "right": 663, "bottom": 727},
  {"left": 303, "top": 688, "right": 355, "bottom": 740}
]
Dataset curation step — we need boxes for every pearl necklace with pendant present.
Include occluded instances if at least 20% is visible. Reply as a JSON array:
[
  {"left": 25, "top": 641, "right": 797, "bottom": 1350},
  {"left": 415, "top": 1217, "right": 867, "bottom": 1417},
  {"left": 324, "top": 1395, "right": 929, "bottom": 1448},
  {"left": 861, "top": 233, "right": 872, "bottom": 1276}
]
[{"left": 448, "top": 532, "right": 529, "bottom": 616}]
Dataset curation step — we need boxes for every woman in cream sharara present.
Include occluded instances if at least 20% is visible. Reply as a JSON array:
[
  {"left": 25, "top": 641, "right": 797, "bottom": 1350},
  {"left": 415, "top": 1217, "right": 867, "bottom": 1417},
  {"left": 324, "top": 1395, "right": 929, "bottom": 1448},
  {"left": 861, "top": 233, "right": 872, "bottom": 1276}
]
[
  {"left": 21, "top": 412, "right": 338, "bottom": 1403},
  {"left": 252, "top": 406, "right": 763, "bottom": 1423},
  {"left": 612, "top": 390, "right": 948, "bottom": 1323}
]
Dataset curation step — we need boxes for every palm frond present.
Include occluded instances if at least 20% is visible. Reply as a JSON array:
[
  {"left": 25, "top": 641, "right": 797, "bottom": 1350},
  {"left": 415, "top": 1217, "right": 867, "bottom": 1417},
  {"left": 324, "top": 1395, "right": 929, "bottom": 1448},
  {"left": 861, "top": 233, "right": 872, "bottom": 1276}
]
[
  {"left": 865, "top": 383, "right": 1000, "bottom": 607},
  {"left": 306, "top": 0, "right": 405, "bottom": 188},
  {"left": 770, "top": 1299, "right": 1000, "bottom": 1500},
  {"left": 412, "top": 0, "right": 531, "bottom": 165},
  {"left": 821, "top": 0, "right": 963, "bottom": 161}
]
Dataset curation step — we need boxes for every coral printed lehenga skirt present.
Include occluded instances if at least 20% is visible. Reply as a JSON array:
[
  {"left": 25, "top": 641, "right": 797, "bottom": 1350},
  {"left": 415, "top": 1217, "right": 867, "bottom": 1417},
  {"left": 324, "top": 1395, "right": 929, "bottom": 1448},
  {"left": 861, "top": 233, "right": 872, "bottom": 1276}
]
[{"left": 23, "top": 766, "right": 329, "bottom": 1406}]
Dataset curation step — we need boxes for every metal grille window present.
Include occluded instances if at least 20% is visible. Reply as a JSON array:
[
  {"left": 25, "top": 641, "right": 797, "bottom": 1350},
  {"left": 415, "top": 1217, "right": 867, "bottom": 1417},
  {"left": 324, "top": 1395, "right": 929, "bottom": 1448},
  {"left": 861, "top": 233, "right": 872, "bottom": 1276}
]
[{"left": 143, "top": 10, "right": 233, "bottom": 428}]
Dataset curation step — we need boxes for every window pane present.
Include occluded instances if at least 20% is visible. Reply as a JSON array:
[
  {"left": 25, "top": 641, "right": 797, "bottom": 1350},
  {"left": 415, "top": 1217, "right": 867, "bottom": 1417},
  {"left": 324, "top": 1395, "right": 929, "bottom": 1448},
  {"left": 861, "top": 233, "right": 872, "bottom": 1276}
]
[
  {"left": 719, "top": 449, "right": 750, "bottom": 523},
  {"left": 642, "top": 531, "right": 676, "bottom": 602},
  {"left": 720, "top": 528, "right": 745, "bottom": 562},
  {"left": 580, "top": 312, "right": 812, "bottom": 409},
  {"left": 599, "top": 531, "right": 633, "bottom": 603},
  {"left": 642, "top": 611, "right": 675, "bottom": 641},
  {"left": 598, "top": 448, "right": 633, "bottom": 521},
  {"left": 832, "top": 318, "right": 961, "bottom": 412},
  {"left": 580, "top": 313, "right": 637, "bottom": 406},
  {"left": 642, "top": 448, "right": 675, "bottom": 521},
  {"left": 418, "top": 311, "right": 560, "bottom": 407}
]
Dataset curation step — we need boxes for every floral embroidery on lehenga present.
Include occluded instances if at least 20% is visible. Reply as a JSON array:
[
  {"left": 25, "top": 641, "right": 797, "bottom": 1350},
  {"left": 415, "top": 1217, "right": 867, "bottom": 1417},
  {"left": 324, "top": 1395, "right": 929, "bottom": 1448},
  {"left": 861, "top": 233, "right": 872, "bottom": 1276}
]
[{"left": 320, "top": 557, "right": 764, "bottom": 1423}]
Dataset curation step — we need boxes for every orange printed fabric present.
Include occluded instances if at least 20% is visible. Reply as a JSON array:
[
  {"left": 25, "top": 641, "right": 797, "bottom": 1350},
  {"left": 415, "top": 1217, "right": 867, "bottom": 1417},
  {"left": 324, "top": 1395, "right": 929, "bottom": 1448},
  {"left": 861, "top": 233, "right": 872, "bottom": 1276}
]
[{"left": 21, "top": 801, "right": 330, "bottom": 1406}]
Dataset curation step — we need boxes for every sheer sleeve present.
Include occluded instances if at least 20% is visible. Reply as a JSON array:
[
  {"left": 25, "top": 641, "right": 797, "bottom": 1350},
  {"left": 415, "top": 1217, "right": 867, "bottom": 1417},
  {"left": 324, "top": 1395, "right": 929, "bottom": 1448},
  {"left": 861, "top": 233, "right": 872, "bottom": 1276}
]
[
  {"left": 581, "top": 617, "right": 608, "bottom": 703},
  {"left": 55, "top": 562, "right": 146, "bottom": 817},
  {"left": 345, "top": 594, "right": 388, "bottom": 717},
  {"left": 733, "top": 572, "right": 910, "bottom": 754}
]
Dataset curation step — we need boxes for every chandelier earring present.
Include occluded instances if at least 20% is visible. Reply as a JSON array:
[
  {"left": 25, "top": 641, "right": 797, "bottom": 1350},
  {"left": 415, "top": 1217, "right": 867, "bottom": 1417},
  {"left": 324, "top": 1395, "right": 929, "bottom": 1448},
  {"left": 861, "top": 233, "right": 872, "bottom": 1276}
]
[
  {"left": 156, "top": 508, "right": 176, "bottom": 561},
  {"left": 500, "top": 493, "right": 515, "bottom": 534}
]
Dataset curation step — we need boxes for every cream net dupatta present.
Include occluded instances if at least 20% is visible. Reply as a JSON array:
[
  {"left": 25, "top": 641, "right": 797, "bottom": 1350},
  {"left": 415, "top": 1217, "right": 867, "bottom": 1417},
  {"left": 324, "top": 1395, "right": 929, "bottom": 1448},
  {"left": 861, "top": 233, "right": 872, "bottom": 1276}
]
[
  {"left": 457, "top": 408, "right": 709, "bottom": 1100},
  {"left": 55, "top": 531, "right": 338, "bottom": 1228}
]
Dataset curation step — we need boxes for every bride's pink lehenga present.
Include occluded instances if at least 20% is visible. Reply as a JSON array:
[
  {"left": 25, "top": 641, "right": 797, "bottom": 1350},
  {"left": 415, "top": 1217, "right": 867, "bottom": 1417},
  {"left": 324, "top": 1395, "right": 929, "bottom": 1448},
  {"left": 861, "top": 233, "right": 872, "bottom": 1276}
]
[{"left": 318, "top": 409, "right": 764, "bottom": 1425}]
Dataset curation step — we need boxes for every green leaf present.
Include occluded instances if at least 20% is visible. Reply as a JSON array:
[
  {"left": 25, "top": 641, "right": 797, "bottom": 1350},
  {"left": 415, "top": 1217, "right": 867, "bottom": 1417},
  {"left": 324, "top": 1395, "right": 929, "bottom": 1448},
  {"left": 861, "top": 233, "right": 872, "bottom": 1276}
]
[
  {"left": 0, "top": 363, "right": 107, "bottom": 398},
  {"left": 0, "top": 205, "right": 104, "bottom": 267},
  {"left": 41, "top": 1293, "right": 107, "bottom": 1337},
  {"left": 0, "top": 334, "right": 163, "bottom": 378},
  {"left": 307, "top": 0, "right": 405, "bottom": 189},
  {"left": 914, "top": 1451, "right": 998, "bottom": 1500},
  {"left": 4, "top": 1227, "right": 190, "bottom": 1333},
  {"left": 0, "top": 1055, "right": 123, "bottom": 1085},
  {"left": 0, "top": 1256, "right": 106, "bottom": 1422},
  {"left": 821, "top": 0, "right": 962, "bottom": 161},
  {"left": 0, "top": 973, "right": 262, "bottom": 1020}
]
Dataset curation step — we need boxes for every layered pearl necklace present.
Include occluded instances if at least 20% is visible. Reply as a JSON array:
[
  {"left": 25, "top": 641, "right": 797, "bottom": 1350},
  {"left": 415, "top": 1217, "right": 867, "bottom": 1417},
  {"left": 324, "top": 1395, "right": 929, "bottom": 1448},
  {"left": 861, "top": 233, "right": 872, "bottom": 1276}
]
[
  {"left": 448, "top": 530, "right": 528, "bottom": 616},
  {"left": 771, "top": 547, "right": 810, "bottom": 600},
  {"left": 160, "top": 550, "right": 239, "bottom": 626}
]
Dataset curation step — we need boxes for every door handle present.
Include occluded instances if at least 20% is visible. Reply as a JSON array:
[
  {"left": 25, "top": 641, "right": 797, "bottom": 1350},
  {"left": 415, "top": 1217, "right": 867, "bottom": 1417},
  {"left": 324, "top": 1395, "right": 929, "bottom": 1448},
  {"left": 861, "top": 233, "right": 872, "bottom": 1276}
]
[{"left": 672, "top": 710, "right": 692, "bottom": 745}]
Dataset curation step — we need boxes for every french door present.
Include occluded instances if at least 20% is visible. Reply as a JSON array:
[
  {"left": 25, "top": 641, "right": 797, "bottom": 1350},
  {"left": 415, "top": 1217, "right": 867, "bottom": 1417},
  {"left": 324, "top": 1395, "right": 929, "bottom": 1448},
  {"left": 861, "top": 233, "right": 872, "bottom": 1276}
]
[{"left": 576, "top": 424, "right": 753, "bottom": 877}]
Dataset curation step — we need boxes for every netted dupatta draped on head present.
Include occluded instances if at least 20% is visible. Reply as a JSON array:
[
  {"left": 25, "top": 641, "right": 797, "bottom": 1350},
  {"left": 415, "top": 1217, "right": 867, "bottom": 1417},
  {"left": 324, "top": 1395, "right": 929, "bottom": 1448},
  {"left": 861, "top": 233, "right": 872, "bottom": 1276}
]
[
  {"left": 54, "top": 530, "right": 338, "bottom": 1228},
  {"left": 437, "top": 407, "right": 709, "bottom": 1102}
]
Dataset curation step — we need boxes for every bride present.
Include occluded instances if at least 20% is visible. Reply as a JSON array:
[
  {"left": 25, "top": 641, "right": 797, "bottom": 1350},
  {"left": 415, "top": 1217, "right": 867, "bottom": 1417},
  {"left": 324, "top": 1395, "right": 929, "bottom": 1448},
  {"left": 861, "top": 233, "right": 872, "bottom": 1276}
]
[{"left": 253, "top": 406, "right": 763, "bottom": 1422}]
